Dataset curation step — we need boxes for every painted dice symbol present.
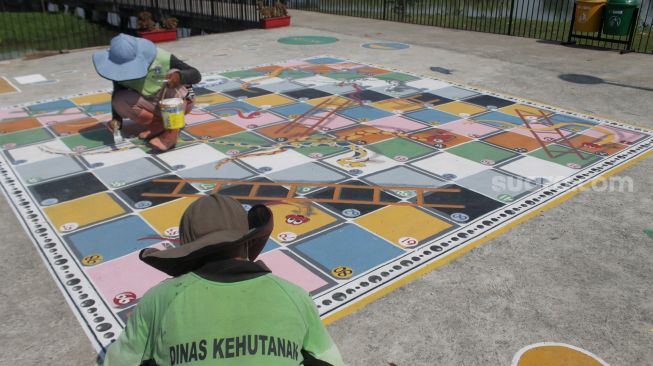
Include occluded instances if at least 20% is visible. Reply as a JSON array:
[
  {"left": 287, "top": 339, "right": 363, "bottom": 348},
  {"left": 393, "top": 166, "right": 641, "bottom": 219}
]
[
  {"left": 113, "top": 291, "right": 137, "bottom": 306},
  {"left": 82, "top": 254, "right": 104, "bottom": 266},
  {"left": 342, "top": 208, "right": 361, "bottom": 218},
  {"left": 164, "top": 227, "right": 179, "bottom": 237},
  {"left": 331, "top": 266, "right": 353, "bottom": 279}
]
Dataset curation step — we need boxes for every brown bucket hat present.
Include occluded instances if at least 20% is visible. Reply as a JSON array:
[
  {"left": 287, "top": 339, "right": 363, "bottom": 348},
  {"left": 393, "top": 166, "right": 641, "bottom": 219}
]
[{"left": 139, "top": 193, "right": 273, "bottom": 277}]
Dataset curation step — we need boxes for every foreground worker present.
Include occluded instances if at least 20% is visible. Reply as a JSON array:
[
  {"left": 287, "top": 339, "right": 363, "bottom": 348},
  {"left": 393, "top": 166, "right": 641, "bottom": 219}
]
[
  {"left": 93, "top": 33, "right": 201, "bottom": 151},
  {"left": 103, "top": 193, "right": 345, "bottom": 366}
]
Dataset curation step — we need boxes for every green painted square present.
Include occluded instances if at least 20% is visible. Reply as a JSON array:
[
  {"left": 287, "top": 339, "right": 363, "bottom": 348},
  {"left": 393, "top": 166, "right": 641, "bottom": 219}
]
[
  {"left": 210, "top": 132, "right": 271, "bottom": 154},
  {"left": 447, "top": 141, "right": 517, "bottom": 164},
  {"left": 279, "top": 70, "right": 313, "bottom": 79},
  {"left": 375, "top": 72, "right": 419, "bottom": 82},
  {"left": 325, "top": 71, "right": 365, "bottom": 80},
  {"left": 61, "top": 129, "right": 114, "bottom": 151},
  {"left": 529, "top": 144, "right": 601, "bottom": 168},
  {"left": 293, "top": 135, "right": 349, "bottom": 157},
  {"left": 220, "top": 70, "right": 265, "bottom": 78},
  {"left": 0, "top": 128, "right": 53, "bottom": 148},
  {"left": 368, "top": 138, "right": 433, "bottom": 160}
]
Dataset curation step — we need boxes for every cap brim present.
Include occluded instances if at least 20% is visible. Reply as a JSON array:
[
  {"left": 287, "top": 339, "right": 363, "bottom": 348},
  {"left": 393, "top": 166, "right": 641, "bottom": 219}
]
[{"left": 92, "top": 37, "right": 156, "bottom": 81}]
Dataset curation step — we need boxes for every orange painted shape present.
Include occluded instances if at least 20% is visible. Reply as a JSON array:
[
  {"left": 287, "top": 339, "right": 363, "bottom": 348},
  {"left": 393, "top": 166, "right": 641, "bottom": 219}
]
[
  {"left": 484, "top": 131, "right": 544, "bottom": 152},
  {"left": 185, "top": 120, "right": 244, "bottom": 139},
  {"left": 514, "top": 345, "right": 607, "bottom": 366},
  {"left": 335, "top": 125, "right": 393, "bottom": 144},
  {"left": 409, "top": 128, "right": 471, "bottom": 148},
  {"left": 0, "top": 77, "right": 19, "bottom": 94},
  {"left": 0, "top": 118, "right": 41, "bottom": 134},
  {"left": 49, "top": 117, "right": 103, "bottom": 136}
]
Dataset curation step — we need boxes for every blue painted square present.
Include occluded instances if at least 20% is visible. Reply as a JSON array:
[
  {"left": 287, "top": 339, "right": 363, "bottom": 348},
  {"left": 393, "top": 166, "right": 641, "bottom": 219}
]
[
  {"left": 548, "top": 113, "right": 598, "bottom": 132},
  {"left": 27, "top": 99, "right": 77, "bottom": 114},
  {"left": 65, "top": 215, "right": 160, "bottom": 264},
  {"left": 262, "top": 239, "right": 280, "bottom": 254},
  {"left": 271, "top": 103, "right": 323, "bottom": 118},
  {"left": 306, "top": 57, "right": 345, "bottom": 64},
  {"left": 338, "top": 105, "right": 393, "bottom": 122},
  {"left": 205, "top": 100, "right": 258, "bottom": 116},
  {"left": 291, "top": 224, "right": 404, "bottom": 278},
  {"left": 405, "top": 108, "right": 460, "bottom": 125},
  {"left": 470, "top": 111, "right": 525, "bottom": 128},
  {"left": 83, "top": 102, "right": 112, "bottom": 116}
]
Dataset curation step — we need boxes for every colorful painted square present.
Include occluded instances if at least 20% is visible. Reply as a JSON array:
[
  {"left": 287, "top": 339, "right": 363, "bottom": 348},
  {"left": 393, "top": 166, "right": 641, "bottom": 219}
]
[
  {"left": 43, "top": 192, "right": 128, "bottom": 233},
  {"left": 368, "top": 137, "right": 434, "bottom": 161},
  {"left": 447, "top": 141, "right": 518, "bottom": 166},
  {"left": 185, "top": 120, "right": 245, "bottom": 140}
]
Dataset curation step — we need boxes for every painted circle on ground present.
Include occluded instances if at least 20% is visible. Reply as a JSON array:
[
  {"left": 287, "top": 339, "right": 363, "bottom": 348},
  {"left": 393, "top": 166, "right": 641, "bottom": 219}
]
[
  {"left": 226, "top": 149, "right": 240, "bottom": 156},
  {"left": 450, "top": 212, "right": 470, "bottom": 222},
  {"left": 74, "top": 145, "right": 87, "bottom": 152},
  {"left": 242, "top": 204, "right": 252, "bottom": 211},
  {"left": 197, "top": 183, "right": 216, "bottom": 191},
  {"left": 480, "top": 159, "right": 495, "bottom": 166},
  {"left": 297, "top": 186, "right": 314, "bottom": 193},
  {"left": 2, "top": 143, "right": 16, "bottom": 149},
  {"left": 442, "top": 173, "right": 457, "bottom": 180},
  {"left": 41, "top": 198, "right": 59, "bottom": 206},
  {"left": 164, "top": 227, "right": 179, "bottom": 237},
  {"left": 278, "top": 36, "right": 339, "bottom": 45},
  {"left": 497, "top": 194, "right": 515, "bottom": 202},
  {"left": 567, "top": 162, "right": 581, "bottom": 169},
  {"left": 113, "top": 291, "right": 137, "bottom": 306},
  {"left": 331, "top": 266, "right": 353, "bottom": 279},
  {"left": 135, "top": 200, "right": 153, "bottom": 209},
  {"left": 258, "top": 166, "right": 272, "bottom": 173},
  {"left": 277, "top": 232, "right": 297, "bottom": 242},
  {"left": 349, "top": 169, "right": 363, "bottom": 175},
  {"left": 60, "top": 222, "right": 79, "bottom": 232},
  {"left": 26, "top": 177, "right": 41, "bottom": 184},
  {"left": 110, "top": 180, "right": 126, "bottom": 188},
  {"left": 393, "top": 190, "right": 414, "bottom": 198},
  {"left": 308, "top": 152, "right": 323, "bottom": 158},
  {"left": 361, "top": 42, "right": 410, "bottom": 50},
  {"left": 82, "top": 254, "right": 104, "bottom": 266},
  {"left": 398, "top": 236, "right": 419, "bottom": 248},
  {"left": 342, "top": 208, "right": 361, "bottom": 218}
]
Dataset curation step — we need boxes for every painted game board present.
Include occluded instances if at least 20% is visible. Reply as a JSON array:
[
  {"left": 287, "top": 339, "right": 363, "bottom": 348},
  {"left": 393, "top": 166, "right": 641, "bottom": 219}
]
[{"left": 1, "top": 56, "right": 652, "bottom": 352}]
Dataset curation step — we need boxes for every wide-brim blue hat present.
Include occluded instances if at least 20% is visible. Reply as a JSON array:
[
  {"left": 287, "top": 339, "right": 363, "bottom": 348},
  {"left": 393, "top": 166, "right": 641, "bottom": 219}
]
[{"left": 93, "top": 33, "right": 157, "bottom": 82}]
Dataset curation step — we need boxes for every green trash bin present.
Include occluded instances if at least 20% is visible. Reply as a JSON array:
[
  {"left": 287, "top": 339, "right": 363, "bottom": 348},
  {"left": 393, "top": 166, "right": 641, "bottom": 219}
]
[{"left": 602, "top": 0, "right": 639, "bottom": 36}]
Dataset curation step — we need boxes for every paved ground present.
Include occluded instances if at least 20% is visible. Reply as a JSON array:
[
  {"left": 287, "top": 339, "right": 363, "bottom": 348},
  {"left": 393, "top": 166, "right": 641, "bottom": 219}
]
[{"left": 0, "top": 10, "right": 652, "bottom": 365}]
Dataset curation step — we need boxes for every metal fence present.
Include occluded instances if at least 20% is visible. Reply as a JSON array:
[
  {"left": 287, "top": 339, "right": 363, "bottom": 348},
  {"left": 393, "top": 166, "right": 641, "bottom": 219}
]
[
  {"left": 0, "top": 0, "right": 263, "bottom": 60},
  {"left": 288, "top": 0, "right": 653, "bottom": 54}
]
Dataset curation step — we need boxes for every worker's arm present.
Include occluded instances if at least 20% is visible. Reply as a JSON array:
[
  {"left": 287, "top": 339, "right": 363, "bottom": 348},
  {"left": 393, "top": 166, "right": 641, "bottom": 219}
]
[
  {"left": 110, "top": 81, "right": 127, "bottom": 123},
  {"left": 103, "top": 297, "right": 156, "bottom": 366},
  {"left": 300, "top": 294, "right": 346, "bottom": 366},
  {"left": 169, "top": 55, "right": 201, "bottom": 85}
]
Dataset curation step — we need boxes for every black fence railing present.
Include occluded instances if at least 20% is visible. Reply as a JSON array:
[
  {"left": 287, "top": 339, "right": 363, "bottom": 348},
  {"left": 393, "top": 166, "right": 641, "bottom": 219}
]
[
  {"left": 288, "top": 0, "right": 653, "bottom": 54},
  {"left": 0, "top": 0, "right": 262, "bottom": 60}
]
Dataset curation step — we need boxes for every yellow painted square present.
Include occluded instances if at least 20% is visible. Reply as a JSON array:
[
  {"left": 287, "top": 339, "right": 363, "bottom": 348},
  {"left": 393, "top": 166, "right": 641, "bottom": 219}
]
[
  {"left": 373, "top": 98, "right": 422, "bottom": 112},
  {"left": 307, "top": 96, "right": 353, "bottom": 109},
  {"left": 140, "top": 197, "right": 198, "bottom": 235},
  {"left": 435, "top": 101, "right": 487, "bottom": 117},
  {"left": 70, "top": 93, "right": 111, "bottom": 106},
  {"left": 195, "top": 93, "right": 232, "bottom": 106},
  {"left": 355, "top": 206, "right": 451, "bottom": 247},
  {"left": 498, "top": 104, "right": 553, "bottom": 118},
  {"left": 246, "top": 94, "right": 295, "bottom": 107},
  {"left": 270, "top": 203, "right": 338, "bottom": 239},
  {"left": 44, "top": 193, "right": 126, "bottom": 233}
]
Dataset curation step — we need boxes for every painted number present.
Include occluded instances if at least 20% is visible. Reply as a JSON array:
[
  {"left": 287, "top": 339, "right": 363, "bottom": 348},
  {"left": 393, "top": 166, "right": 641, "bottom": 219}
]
[
  {"left": 277, "top": 232, "right": 297, "bottom": 242},
  {"left": 113, "top": 292, "right": 137, "bottom": 306},
  {"left": 164, "top": 227, "right": 179, "bottom": 237},
  {"left": 398, "top": 237, "right": 419, "bottom": 248},
  {"left": 331, "top": 266, "right": 353, "bottom": 279},
  {"left": 59, "top": 222, "right": 79, "bottom": 232},
  {"left": 82, "top": 254, "right": 104, "bottom": 266}
]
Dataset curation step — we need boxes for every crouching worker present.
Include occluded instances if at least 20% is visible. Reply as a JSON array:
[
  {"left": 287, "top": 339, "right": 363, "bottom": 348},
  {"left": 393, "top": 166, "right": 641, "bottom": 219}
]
[
  {"left": 103, "top": 193, "right": 345, "bottom": 366},
  {"left": 92, "top": 33, "right": 201, "bottom": 151}
]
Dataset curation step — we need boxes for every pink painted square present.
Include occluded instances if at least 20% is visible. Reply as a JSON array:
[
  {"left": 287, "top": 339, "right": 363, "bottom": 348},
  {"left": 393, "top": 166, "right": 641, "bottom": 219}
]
[
  {"left": 259, "top": 249, "right": 329, "bottom": 293},
  {"left": 85, "top": 244, "right": 169, "bottom": 308},
  {"left": 439, "top": 119, "right": 500, "bottom": 138},
  {"left": 364, "top": 115, "right": 430, "bottom": 133},
  {"left": 0, "top": 108, "right": 29, "bottom": 121},
  {"left": 36, "top": 108, "right": 88, "bottom": 125},
  {"left": 299, "top": 112, "right": 356, "bottom": 131},
  {"left": 509, "top": 122, "right": 572, "bottom": 142},
  {"left": 581, "top": 125, "right": 646, "bottom": 145},
  {"left": 185, "top": 111, "right": 218, "bottom": 126},
  {"left": 224, "top": 111, "right": 286, "bottom": 129}
]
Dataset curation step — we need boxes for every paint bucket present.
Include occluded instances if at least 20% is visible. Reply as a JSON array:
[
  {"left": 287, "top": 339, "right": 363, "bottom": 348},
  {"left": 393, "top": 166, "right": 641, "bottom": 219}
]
[{"left": 160, "top": 98, "right": 185, "bottom": 129}]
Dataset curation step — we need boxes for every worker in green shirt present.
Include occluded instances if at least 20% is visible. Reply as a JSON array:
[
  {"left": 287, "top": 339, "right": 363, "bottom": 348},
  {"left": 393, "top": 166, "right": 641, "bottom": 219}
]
[{"left": 103, "top": 194, "right": 345, "bottom": 366}]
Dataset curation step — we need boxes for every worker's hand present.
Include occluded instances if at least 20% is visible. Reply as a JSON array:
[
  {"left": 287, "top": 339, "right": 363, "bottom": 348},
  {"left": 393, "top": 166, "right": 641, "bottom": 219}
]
[
  {"left": 166, "top": 71, "right": 182, "bottom": 88},
  {"left": 108, "top": 119, "right": 122, "bottom": 132}
]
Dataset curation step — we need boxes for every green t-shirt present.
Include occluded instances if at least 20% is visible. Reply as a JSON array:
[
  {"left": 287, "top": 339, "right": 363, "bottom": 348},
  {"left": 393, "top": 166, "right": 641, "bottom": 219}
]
[{"left": 104, "top": 272, "right": 344, "bottom": 366}]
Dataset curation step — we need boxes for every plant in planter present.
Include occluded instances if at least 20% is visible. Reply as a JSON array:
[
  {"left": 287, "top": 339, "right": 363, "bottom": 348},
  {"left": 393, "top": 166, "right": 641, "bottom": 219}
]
[
  {"left": 137, "top": 11, "right": 178, "bottom": 43},
  {"left": 258, "top": 1, "right": 291, "bottom": 29}
]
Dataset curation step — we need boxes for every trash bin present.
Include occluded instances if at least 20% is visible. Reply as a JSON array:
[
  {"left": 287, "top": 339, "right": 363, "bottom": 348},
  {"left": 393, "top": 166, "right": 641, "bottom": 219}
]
[
  {"left": 574, "top": 0, "right": 607, "bottom": 32},
  {"left": 603, "top": 0, "right": 639, "bottom": 36}
]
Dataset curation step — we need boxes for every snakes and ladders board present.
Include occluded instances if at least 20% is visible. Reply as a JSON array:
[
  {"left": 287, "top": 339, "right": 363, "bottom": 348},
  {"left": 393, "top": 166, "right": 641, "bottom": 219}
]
[{"left": 0, "top": 56, "right": 651, "bottom": 352}]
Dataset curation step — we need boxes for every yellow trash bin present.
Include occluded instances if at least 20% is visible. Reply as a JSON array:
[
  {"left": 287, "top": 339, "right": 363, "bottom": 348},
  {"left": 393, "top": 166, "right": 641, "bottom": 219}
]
[{"left": 574, "top": 0, "right": 607, "bottom": 32}]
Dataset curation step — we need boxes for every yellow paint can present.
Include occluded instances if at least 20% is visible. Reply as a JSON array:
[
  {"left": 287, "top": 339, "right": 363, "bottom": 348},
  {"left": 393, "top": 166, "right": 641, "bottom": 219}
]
[{"left": 160, "top": 98, "right": 185, "bottom": 130}]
